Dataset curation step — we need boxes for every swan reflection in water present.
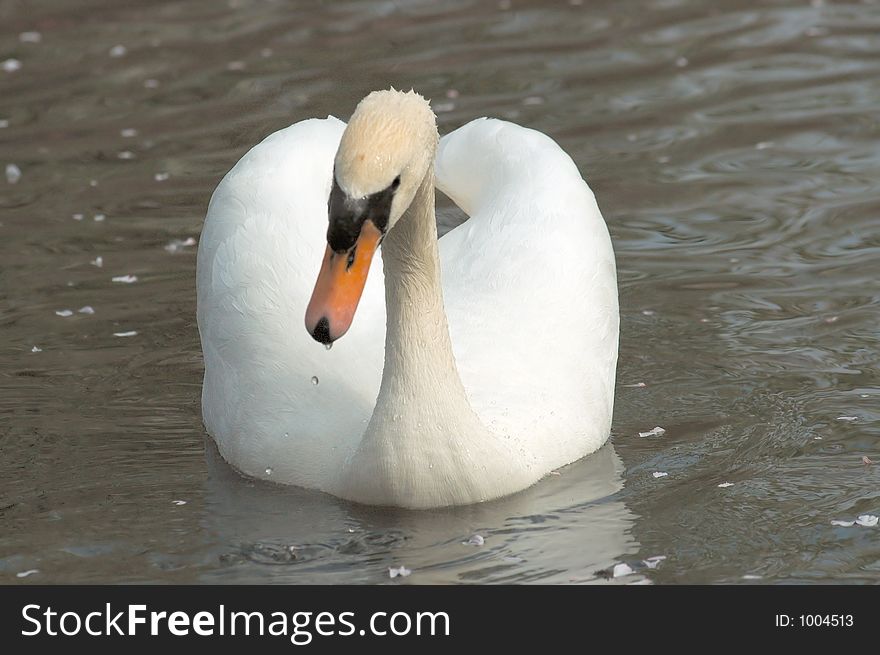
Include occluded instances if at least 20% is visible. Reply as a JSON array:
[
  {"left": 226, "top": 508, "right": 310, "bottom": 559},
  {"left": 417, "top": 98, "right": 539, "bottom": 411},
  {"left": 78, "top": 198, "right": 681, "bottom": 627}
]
[{"left": 198, "top": 440, "right": 637, "bottom": 584}]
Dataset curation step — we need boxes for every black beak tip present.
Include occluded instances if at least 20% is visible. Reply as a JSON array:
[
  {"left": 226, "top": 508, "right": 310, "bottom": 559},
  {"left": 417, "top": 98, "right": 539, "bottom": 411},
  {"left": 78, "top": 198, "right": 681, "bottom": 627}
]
[{"left": 311, "top": 316, "right": 333, "bottom": 344}]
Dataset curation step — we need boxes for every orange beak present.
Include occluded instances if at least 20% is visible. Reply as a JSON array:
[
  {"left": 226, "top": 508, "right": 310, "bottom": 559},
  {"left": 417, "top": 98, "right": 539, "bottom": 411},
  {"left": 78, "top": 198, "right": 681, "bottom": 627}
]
[{"left": 305, "top": 220, "right": 382, "bottom": 344}]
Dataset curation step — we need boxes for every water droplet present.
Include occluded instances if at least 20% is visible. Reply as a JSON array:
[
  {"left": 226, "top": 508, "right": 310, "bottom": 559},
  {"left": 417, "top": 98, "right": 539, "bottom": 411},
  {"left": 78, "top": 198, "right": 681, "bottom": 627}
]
[
  {"left": 311, "top": 376, "right": 319, "bottom": 385},
  {"left": 392, "top": 414, "right": 400, "bottom": 422},
  {"left": 283, "top": 432, "right": 289, "bottom": 439},
  {"left": 324, "top": 342, "right": 332, "bottom": 351},
  {"left": 264, "top": 467, "right": 273, "bottom": 476},
  {"left": 428, "top": 463, "right": 434, "bottom": 469}
]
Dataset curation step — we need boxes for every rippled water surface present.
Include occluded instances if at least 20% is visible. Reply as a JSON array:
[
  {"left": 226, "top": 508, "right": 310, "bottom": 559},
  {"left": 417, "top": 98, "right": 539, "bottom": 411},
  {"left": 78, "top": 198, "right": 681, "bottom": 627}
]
[{"left": 2, "top": 0, "right": 880, "bottom": 584}]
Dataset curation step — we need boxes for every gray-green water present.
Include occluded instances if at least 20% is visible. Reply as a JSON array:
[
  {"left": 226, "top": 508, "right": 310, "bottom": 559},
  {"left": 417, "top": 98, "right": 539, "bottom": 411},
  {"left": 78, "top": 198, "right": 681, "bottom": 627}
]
[{"left": 2, "top": 0, "right": 879, "bottom": 583}]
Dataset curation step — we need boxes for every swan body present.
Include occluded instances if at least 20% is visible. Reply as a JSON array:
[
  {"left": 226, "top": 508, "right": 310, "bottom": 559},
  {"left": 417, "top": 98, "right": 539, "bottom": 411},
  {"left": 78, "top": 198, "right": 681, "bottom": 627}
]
[{"left": 197, "top": 90, "right": 618, "bottom": 508}]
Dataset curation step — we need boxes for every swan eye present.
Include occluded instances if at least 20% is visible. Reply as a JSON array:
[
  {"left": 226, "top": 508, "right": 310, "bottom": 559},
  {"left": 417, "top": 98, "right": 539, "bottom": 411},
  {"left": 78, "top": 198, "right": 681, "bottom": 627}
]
[{"left": 391, "top": 175, "right": 401, "bottom": 190}]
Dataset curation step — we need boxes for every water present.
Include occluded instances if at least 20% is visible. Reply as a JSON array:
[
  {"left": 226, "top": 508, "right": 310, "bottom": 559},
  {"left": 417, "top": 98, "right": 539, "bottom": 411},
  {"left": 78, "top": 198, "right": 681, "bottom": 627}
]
[{"left": 2, "top": 0, "right": 879, "bottom": 584}]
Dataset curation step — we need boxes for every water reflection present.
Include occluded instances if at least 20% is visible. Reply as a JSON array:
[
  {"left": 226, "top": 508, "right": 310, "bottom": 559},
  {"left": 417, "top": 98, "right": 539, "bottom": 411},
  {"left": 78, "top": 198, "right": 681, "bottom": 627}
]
[{"left": 200, "top": 441, "right": 637, "bottom": 584}]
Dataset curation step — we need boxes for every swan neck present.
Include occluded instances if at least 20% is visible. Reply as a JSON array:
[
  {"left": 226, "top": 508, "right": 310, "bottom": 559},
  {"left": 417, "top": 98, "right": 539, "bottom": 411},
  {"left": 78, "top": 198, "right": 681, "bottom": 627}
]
[{"left": 380, "top": 164, "right": 458, "bottom": 383}]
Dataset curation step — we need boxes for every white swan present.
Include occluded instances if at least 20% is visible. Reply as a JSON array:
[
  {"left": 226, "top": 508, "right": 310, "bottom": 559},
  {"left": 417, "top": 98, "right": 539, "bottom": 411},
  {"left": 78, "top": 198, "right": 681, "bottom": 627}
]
[{"left": 197, "top": 89, "right": 618, "bottom": 508}]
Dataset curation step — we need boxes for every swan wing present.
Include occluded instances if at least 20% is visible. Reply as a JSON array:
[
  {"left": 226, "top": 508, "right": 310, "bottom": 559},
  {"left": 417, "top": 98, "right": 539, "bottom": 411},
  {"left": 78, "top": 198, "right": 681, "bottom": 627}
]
[
  {"left": 436, "top": 118, "right": 619, "bottom": 469},
  {"left": 197, "top": 117, "right": 386, "bottom": 487}
]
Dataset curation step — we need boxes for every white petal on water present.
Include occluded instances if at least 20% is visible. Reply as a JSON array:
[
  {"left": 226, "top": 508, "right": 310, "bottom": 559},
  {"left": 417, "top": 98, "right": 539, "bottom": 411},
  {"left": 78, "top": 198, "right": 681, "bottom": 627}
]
[
  {"left": 144, "top": 78, "right": 160, "bottom": 89},
  {"left": 836, "top": 416, "right": 858, "bottom": 421},
  {"left": 93, "top": 213, "right": 105, "bottom": 222},
  {"left": 172, "top": 500, "right": 187, "bottom": 506},
  {"left": 755, "top": 141, "right": 774, "bottom": 150},
  {"left": 109, "top": 44, "right": 127, "bottom": 57},
  {"left": 830, "top": 520, "right": 855, "bottom": 527},
  {"left": 741, "top": 574, "right": 762, "bottom": 580},
  {"left": 227, "top": 60, "right": 246, "bottom": 71},
  {"left": 154, "top": 172, "right": 170, "bottom": 182},
  {"left": 388, "top": 566, "right": 411, "bottom": 579},
  {"left": 113, "top": 331, "right": 137, "bottom": 337},
  {"left": 612, "top": 563, "right": 634, "bottom": 578},
  {"left": 72, "top": 213, "right": 84, "bottom": 221},
  {"left": 2, "top": 58, "right": 22, "bottom": 73},
  {"left": 55, "top": 309, "right": 73, "bottom": 317},
  {"left": 643, "top": 555, "right": 666, "bottom": 569},
  {"left": 642, "top": 309, "right": 655, "bottom": 316},
  {"left": 117, "top": 151, "right": 135, "bottom": 160},
  {"left": 91, "top": 256, "right": 103, "bottom": 267},
  {"left": 639, "top": 426, "right": 666, "bottom": 438},
  {"left": 717, "top": 482, "right": 734, "bottom": 488},
  {"left": 652, "top": 471, "right": 668, "bottom": 478},
  {"left": 6, "top": 163, "right": 21, "bottom": 184},
  {"left": 19, "top": 31, "right": 42, "bottom": 43},
  {"left": 78, "top": 306, "right": 95, "bottom": 314},
  {"left": 446, "top": 88, "right": 459, "bottom": 99},
  {"left": 31, "top": 346, "right": 42, "bottom": 353},
  {"left": 16, "top": 569, "right": 39, "bottom": 578},
  {"left": 523, "top": 96, "right": 545, "bottom": 105},
  {"left": 0, "top": 119, "right": 8, "bottom": 128},
  {"left": 164, "top": 237, "right": 197, "bottom": 253},
  {"left": 675, "top": 56, "right": 689, "bottom": 67},
  {"left": 433, "top": 101, "right": 455, "bottom": 113},
  {"left": 856, "top": 515, "right": 878, "bottom": 527},
  {"left": 624, "top": 382, "right": 647, "bottom": 388},
  {"left": 120, "top": 128, "right": 138, "bottom": 138},
  {"left": 112, "top": 274, "right": 138, "bottom": 283},
  {"left": 863, "top": 456, "right": 875, "bottom": 465},
  {"left": 464, "top": 534, "right": 485, "bottom": 546}
]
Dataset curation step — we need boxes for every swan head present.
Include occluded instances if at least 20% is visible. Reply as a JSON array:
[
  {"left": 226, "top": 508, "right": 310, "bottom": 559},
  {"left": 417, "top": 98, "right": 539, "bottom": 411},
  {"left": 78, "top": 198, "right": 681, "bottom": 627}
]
[{"left": 305, "top": 89, "right": 438, "bottom": 344}]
